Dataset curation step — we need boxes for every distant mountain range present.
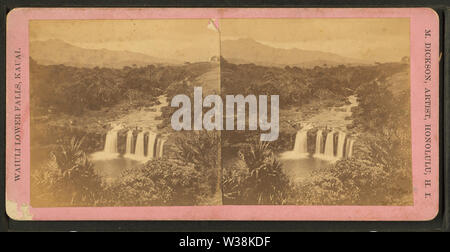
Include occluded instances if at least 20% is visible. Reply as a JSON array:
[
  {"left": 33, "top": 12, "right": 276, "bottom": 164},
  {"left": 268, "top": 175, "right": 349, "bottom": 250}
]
[
  {"left": 30, "top": 38, "right": 372, "bottom": 69},
  {"left": 30, "top": 39, "right": 178, "bottom": 68},
  {"left": 221, "top": 38, "right": 371, "bottom": 67}
]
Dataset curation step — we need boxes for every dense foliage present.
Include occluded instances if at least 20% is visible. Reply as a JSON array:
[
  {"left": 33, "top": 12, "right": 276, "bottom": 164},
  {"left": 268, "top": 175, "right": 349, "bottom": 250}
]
[
  {"left": 223, "top": 142, "right": 291, "bottom": 205},
  {"left": 221, "top": 59, "right": 412, "bottom": 206},
  {"left": 290, "top": 69, "right": 412, "bottom": 205},
  {"left": 32, "top": 133, "right": 220, "bottom": 207},
  {"left": 30, "top": 57, "right": 412, "bottom": 207},
  {"left": 221, "top": 58, "right": 408, "bottom": 108},
  {"left": 105, "top": 158, "right": 203, "bottom": 206},
  {"left": 30, "top": 59, "right": 215, "bottom": 115},
  {"left": 172, "top": 131, "right": 221, "bottom": 196},
  {"left": 31, "top": 137, "right": 104, "bottom": 207}
]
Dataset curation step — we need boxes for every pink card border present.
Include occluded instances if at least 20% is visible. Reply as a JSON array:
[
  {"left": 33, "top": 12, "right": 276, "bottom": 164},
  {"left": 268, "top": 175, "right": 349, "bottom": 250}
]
[{"left": 5, "top": 8, "right": 440, "bottom": 221}]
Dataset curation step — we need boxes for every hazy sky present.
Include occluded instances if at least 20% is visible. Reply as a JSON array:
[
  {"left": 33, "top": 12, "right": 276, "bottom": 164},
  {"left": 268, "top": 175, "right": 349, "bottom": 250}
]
[
  {"left": 221, "top": 18, "right": 410, "bottom": 62},
  {"left": 30, "top": 19, "right": 220, "bottom": 62},
  {"left": 30, "top": 18, "right": 409, "bottom": 63}
]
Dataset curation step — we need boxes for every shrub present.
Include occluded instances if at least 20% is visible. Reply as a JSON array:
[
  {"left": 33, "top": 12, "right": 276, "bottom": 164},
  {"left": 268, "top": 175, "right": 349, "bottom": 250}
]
[
  {"left": 172, "top": 131, "right": 220, "bottom": 196},
  {"left": 31, "top": 136, "right": 104, "bottom": 206},
  {"left": 290, "top": 144, "right": 412, "bottom": 206},
  {"left": 223, "top": 142, "right": 291, "bottom": 205},
  {"left": 107, "top": 158, "right": 204, "bottom": 206}
]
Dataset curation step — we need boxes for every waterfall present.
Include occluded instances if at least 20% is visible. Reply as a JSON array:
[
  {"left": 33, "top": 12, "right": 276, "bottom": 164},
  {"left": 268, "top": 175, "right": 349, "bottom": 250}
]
[
  {"left": 293, "top": 130, "right": 308, "bottom": 155},
  {"left": 153, "top": 138, "right": 166, "bottom": 159},
  {"left": 104, "top": 130, "right": 118, "bottom": 153},
  {"left": 315, "top": 130, "right": 323, "bottom": 155},
  {"left": 281, "top": 129, "right": 309, "bottom": 159},
  {"left": 155, "top": 138, "right": 162, "bottom": 158},
  {"left": 91, "top": 129, "right": 120, "bottom": 160},
  {"left": 134, "top": 132, "right": 145, "bottom": 158},
  {"left": 158, "top": 139, "right": 166, "bottom": 158},
  {"left": 125, "top": 130, "right": 134, "bottom": 155},
  {"left": 346, "top": 139, "right": 355, "bottom": 158},
  {"left": 336, "top": 132, "right": 346, "bottom": 158},
  {"left": 147, "top": 132, "right": 157, "bottom": 158},
  {"left": 323, "top": 131, "right": 335, "bottom": 158}
]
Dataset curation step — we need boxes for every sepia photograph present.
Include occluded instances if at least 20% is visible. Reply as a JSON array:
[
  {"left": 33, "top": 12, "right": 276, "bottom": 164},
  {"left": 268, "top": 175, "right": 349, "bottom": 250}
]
[
  {"left": 3, "top": 5, "right": 442, "bottom": 227},
  {"left": 219, "top": 18, "right": 413, "bottom": 206},
  {"left": 28, "top": 17, "right": 413, "bottom": 208},
  {"left": 1, "top": 3, "right": 445, "bottom": 237},
  {"left": 29, "top": 19, "right": 222, "bottom": 207}
]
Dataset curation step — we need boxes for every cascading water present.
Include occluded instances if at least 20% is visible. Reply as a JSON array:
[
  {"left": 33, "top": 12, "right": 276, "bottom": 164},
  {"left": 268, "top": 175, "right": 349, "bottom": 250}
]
[
  {"left": 104, "top": 130, "right": 118, "bottom": 153},
  {"left": 336, "top": 132, "right": 346, "bottom": 158},
  {"left": 344, "top": 95, "right": 358, "bottom": 114},
  {"left": 91, "top": 127, "right": 121, "bottom": 160},
  {"left": 346, "top": 139, "right": 354, "bottom": 158},
  {"left": 90, "top": 95, "right": 170, "bottom": 181},
  {"left": 279, "top": 95, "right": 359, "bottom": 182},
  {"left": 293, "top": 130, "right": 308, "bottom": 155},
  {"left": 323, "top": 131, "right": 335, "bottom": 159},
  {"left": 315, "top": 130, "right": 323, "bottom": 155},
  {"left": 157, "top": 139, "right": 166, "bottom": 158},
  {"left": 280, "top": 129, "right": 309, "bottom": 159},
  {"left": 134, "top": 132, "right": 145, "bottom": 158},
  {"left": 155, "top": 138, "right": 162, "bottom": 159},
  {"left": 147, "top": 132, "right": 157, "bottom": 158},
  {"left": 125, "top": 130, "right": 134, "bottom": 155}
]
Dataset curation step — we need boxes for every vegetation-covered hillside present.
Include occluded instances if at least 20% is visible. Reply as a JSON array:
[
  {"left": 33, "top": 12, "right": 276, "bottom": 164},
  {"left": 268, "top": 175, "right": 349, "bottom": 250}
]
[{"left": 30, "top": 58, "right": 217, "bottom": 116}]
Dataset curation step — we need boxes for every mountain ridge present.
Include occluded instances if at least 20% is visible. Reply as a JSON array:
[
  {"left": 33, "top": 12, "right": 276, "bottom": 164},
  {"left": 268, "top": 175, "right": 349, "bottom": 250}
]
[
  {"left": 30, "top": 38, "right": 373, "bottom": 69},
  {"left": 221, "top": 38, "right": 372, "bottom": 67},
  {"left": 30, "top": 39, "right": 179, "bottom": 68}
]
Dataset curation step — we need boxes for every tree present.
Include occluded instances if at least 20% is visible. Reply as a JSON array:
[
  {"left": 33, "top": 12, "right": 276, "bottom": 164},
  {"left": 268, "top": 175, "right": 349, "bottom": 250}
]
[
  {"left": 173, "top": 131, "right": 221, "bottom": 197},
  {"left": 32, "top": 136, "right": 104, "bottom": 206},
  {"left": 109, "top": 158, "right": 203, "bottom": 206},
  {"left": 223, "top": 142, "right": 291, "bottom": 205}
]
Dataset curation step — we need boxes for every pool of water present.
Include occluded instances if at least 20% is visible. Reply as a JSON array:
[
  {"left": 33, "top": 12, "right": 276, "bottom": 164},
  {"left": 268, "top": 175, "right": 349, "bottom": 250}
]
[
  {"left": 92, "top": 156, "right": 142, "bottom": 183},
  {"left": 281, "top": 156, "right": 332, "bottom": 183}
]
